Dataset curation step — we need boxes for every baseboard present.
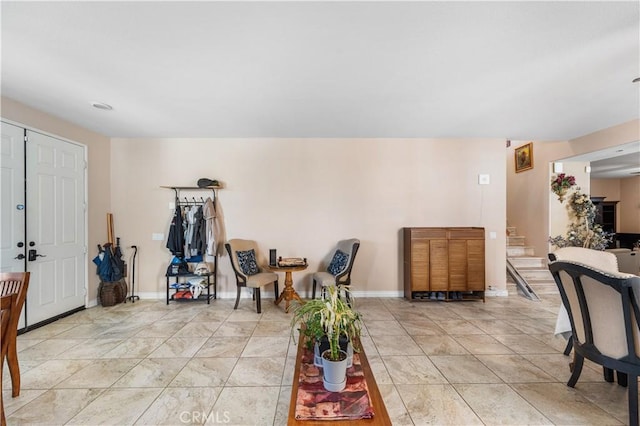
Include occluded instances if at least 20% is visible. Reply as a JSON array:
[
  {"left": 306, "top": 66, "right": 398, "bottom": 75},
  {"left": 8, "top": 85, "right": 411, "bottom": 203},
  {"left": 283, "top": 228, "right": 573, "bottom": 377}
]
[
  {"left": 100, "top": 289, "right": 505, "bottom": 301},
  {"left": 485, "top": 289, "right": 509, "bottom": 297},
  {"left": 117, "top": 289, "right": 406, "bottom": 301}
]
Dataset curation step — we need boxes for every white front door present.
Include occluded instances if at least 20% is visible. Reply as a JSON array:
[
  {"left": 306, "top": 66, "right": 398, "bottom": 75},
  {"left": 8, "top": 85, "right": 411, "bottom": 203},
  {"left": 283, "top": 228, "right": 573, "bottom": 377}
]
[
  {"left": 0, "top": 122, "right": 26, "bottom": 272},
  {"left": 25, "top": 130, "right": 86, "bottom": 325},
  {"left": 1, "top": 122, "right": 27, "bottom": 328}
]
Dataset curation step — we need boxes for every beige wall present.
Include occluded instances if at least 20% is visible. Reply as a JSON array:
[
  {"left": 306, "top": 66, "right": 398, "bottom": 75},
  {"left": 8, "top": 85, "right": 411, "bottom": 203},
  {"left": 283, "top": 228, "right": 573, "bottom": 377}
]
[
  {"left": 1, "top": 96, "right": 111, "bottom": 303},
  {"left": 590, "top": 178, "right": 621, "bottom": 201},
  {"left": 111, "top": 137, "right": 508, "bottom": 298},
  {"left": 5, "top": 93, "right": 634, "bottom": 303},
  {"left": 507, "top": 140, "right": 569, "bottom": 256},
  {"left": 620, "top": 176, "right": 640, "bottom": 233},
  {"left": 507, "top": 119, "right": 640, "bottom": 257}
]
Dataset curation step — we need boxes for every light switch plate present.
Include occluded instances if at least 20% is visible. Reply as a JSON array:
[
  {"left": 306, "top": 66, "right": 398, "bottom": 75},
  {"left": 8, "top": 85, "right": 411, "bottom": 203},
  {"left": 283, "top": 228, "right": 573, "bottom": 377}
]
[
  {"left": 478, "top": 174, "right": 490, "bottom": 185},
  {"left": 152, "top": 233, "right": 165, "bottom": 241}
]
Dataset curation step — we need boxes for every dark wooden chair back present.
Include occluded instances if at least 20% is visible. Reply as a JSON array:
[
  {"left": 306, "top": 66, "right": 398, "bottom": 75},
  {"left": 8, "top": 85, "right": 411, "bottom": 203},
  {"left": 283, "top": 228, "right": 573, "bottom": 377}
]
[
  {"left": 548, "top": 260, "right": 640, "bottom": 426},
  {"left": 1, "top": 293, "right": 18, "bottom": 426},
  {"left": 0, "top": 272, "right": 30, "bottom": 398}
]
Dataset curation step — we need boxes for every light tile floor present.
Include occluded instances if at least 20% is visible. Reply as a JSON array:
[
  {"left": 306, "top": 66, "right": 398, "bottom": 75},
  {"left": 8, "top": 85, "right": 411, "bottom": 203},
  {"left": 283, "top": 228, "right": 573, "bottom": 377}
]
[{"left": 2, "top": 291, "right": 632, "bottom": 425}]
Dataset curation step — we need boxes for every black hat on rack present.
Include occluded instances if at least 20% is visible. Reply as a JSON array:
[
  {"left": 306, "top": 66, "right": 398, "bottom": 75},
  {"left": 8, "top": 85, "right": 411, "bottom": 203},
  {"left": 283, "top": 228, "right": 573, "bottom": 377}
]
[{"left": 197, "top": 178, "right": 219, "bottom": 188}]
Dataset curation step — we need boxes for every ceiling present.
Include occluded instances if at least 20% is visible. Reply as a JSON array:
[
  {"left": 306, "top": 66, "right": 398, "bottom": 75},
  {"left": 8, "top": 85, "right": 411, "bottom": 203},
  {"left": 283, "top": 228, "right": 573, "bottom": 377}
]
[
  {"left": 562, "top": 140, "right": 640, "bottom": 179},
  {"left": 1, "top": 1, "right": 639, "bottom": 142}
]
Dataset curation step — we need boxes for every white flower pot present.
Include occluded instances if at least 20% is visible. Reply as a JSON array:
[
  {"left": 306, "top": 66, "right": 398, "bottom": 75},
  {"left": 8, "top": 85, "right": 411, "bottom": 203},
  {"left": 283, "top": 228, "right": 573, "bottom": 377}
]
[
  {"left": 315, "top": 337, "right": 353, "bottom": 368},
  {"left": 321, "top": 349, "right": 348, "bottom": 392}
]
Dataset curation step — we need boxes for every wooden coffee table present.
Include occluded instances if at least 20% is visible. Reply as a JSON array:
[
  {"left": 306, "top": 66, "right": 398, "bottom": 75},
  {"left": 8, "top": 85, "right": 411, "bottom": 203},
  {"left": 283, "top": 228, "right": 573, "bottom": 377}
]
[
  {"left": 288, "top": 334, "right": 391, "bottom": 425},
  {"left": 270, "top": 264, "right": 307, "bottom": 313}
]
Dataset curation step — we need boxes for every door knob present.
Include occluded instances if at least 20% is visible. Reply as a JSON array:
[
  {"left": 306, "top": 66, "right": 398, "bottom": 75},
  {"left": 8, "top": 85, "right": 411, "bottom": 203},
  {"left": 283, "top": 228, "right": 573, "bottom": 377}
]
[
  {"left": 14, "top": 254, "right": 25, "bottom": 260},
  {"left": 28, "top": 249, "right": 46, "bottom": 261}
]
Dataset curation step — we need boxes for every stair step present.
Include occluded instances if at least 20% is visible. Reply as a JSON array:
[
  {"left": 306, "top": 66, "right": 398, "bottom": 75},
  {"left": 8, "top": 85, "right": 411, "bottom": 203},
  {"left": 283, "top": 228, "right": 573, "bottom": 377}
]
[
  {"left": 509, "top": 256, "right": 546, "bottom": 268},
  {"left": 507, "top": 236, "right": 526, "bottom": 246},
  {"left": 517, "top": 268, "right": 554, "bottom": 281},
  {"left": 504, "top": 226, "right": 558, "bottom": 297},
  {"left": 507, "top": 246, "right": 535, "bottom": 257},
  {"left": 527, "top": 282, "right": 559, "bottom": 295}
]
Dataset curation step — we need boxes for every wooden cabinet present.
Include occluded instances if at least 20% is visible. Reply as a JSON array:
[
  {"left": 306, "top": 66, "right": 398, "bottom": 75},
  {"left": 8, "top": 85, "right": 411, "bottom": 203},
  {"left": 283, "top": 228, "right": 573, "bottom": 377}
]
[
  {"left": 403, "top": 227, "right": 485, "bottom": 301},
  {"left": 591, "top": 198, "right": 618, "bottom": 249}
]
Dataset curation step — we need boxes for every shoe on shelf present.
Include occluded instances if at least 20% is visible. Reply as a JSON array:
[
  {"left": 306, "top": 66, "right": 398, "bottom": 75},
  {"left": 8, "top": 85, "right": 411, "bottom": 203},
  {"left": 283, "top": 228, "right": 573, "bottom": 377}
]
[
  {"left": 430, "top": 292, "right": 437, "bottom": 300},
  {"left": 437, "top": 292, "right": 446, "bottom": 301}
]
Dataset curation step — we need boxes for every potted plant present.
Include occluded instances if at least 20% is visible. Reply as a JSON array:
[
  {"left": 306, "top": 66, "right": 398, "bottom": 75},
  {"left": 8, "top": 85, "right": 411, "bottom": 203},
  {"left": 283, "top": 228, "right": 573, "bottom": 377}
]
[{"left": 291, "top": 284, "right": 362, "bottom": 392}]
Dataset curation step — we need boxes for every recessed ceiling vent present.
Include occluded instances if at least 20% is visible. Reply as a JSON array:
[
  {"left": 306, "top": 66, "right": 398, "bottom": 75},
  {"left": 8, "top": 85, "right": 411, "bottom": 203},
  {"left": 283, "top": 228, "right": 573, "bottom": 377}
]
[{"left": 91, "top": 102, "right": 113, "bottom": 111}]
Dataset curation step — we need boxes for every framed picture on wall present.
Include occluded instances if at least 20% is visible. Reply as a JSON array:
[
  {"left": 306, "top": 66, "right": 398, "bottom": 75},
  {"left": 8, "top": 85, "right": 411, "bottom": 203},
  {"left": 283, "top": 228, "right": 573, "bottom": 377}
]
[{"left": 515, "top": 142, "right": 533, "bottom": 173}]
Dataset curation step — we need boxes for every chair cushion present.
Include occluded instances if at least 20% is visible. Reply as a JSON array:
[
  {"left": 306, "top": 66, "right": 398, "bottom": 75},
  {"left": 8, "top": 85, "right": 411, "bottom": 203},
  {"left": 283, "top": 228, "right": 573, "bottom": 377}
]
[
  {"left": 246, "top": 272, "right": 278, "bottom": 288},
  {"left": 313, "top": 271, "right": 337, "bottom": 287},
  {"left": 236, "top": 249, "right": 259, "bottom": 276},
  {"left": 328, "top": 250, "right": 349, "bottom": 275}
]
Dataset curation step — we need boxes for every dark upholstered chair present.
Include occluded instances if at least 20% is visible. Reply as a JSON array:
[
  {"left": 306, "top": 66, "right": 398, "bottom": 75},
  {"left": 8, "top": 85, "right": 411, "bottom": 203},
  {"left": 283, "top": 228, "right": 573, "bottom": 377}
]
[
  {"left": 0, "top": 272, "right": 30, "bottom": 398},
  {"left": 548, "top": 252, "right": 640, "bottom": 426},
  {"left": 225, "top": 239, "right": 278, "bottom": 313},
  {"left": 312, "top": 239, "right": 360, "bottom": 302}
]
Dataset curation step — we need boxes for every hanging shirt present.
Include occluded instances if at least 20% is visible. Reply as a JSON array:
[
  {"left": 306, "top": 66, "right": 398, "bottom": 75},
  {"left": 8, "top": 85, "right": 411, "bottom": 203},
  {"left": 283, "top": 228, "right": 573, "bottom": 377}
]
[
  {"left": 191, "top": 205, "right": 206, "bottom": 255},
  {"left": 166, "top": 205, "right": 185, "bottom": 257}
]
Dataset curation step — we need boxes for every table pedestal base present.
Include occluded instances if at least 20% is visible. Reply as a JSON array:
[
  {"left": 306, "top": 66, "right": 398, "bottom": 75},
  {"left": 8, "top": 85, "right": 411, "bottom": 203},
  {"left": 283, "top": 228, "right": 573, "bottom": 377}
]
[{"left": 275, "top": 270, "right": 305, "bottom": 312}]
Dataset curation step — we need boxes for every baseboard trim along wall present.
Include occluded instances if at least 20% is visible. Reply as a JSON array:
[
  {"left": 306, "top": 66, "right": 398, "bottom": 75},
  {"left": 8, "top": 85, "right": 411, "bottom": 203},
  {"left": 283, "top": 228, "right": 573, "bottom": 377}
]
[{"left": 89, "top": 289, "right": 509, "bottom": 302}]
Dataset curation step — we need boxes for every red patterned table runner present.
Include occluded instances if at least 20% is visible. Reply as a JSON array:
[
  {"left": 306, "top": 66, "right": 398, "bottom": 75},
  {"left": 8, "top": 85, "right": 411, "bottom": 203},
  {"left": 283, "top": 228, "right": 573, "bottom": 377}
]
[{"left": 294, "top": 347, "right": 375, "bottom": 421}]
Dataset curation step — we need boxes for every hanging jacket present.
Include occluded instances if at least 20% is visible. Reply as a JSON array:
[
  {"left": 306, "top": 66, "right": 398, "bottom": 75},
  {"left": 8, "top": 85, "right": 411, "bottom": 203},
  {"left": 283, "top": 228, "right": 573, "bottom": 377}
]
[
  {"left": 184, "top": 206, "right": 197, "bottom": 257},
  {"left": 191, "top": 205, "right": 206, "bottom": 255},
  {"left": 203, "top": 197, "right": 216, "bottom": 256},
  {"left": 166, "top": 205, "right": 185, "bottom": 257}
]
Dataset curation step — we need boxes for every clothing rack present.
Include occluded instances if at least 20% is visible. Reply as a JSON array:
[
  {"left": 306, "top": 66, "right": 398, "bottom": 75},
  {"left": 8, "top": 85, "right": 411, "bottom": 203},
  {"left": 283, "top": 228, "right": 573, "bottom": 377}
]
[
  {"left": 161, "top": 185, "right": 222, "bottom": 300},
  {"left": 177, "top": 196, "right": 206, "bottom": 207},
  {"left": 161, "top": 186, "right": 219, "bottom": 205}
]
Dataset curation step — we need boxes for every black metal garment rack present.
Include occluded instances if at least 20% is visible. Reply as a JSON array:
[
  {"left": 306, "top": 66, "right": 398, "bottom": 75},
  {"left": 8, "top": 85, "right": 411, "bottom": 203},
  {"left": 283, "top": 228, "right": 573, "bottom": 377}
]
[{"left": 161, "top": 185, "right": 220, "bottom": 304}]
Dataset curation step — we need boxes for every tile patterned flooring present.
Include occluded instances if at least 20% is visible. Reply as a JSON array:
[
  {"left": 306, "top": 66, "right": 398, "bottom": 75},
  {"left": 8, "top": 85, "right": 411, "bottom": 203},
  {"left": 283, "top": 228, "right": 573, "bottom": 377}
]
[{"left": 2, "top": 292, "right": 632, "bottom": 425}]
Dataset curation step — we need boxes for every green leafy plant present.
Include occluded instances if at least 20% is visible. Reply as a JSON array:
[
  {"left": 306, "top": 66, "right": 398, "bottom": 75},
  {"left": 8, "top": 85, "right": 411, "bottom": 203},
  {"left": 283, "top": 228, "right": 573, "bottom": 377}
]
[{"left": 290, "top": 285, "right": 362, "bottom": 361}]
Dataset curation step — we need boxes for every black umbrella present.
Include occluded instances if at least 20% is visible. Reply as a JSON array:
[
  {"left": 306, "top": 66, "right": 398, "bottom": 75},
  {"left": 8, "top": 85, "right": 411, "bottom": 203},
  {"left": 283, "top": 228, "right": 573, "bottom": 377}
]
[{"left": 96, "top": 243, "right": 124, "bottom": 282}]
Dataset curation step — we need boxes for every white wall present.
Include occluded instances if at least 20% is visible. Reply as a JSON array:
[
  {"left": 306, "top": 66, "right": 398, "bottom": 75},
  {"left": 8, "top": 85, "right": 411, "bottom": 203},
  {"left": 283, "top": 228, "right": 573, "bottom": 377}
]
[{"left": 111, "top": 137, "right": 507, "bottom": 299}]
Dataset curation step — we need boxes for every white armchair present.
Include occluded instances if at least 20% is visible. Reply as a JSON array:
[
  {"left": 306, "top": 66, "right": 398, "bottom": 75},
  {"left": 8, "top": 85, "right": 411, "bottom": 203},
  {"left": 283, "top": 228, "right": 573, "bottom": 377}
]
[
  {"left": 607, "top": 248, "right": 640, "bottom": 275},
  {"left": 548, "top": 248, "right": 640, "bottom": 426}
]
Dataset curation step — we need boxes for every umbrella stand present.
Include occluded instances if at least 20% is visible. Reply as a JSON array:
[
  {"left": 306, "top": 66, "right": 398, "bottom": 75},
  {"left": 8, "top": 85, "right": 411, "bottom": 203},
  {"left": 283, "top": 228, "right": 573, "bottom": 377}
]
[{"left": 127, "top": 245, "right": 140, "bottom": 303}]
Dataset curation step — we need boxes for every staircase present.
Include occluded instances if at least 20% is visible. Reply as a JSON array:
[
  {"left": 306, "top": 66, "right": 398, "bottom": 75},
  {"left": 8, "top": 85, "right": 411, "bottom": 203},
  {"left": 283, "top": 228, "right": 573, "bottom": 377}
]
[{"left": 506, "top": 227, "right": 558, "bottom": 297}]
